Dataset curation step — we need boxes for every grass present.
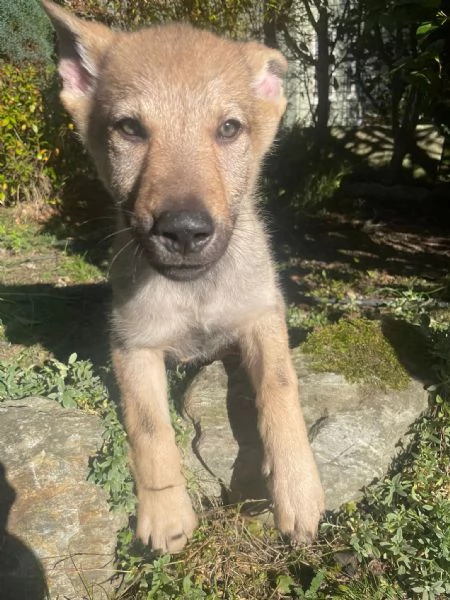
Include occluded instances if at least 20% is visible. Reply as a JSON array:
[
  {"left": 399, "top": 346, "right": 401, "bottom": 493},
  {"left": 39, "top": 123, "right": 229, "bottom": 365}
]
[{"left": 1, "top": 204, "right": 449, "bottom": 599}]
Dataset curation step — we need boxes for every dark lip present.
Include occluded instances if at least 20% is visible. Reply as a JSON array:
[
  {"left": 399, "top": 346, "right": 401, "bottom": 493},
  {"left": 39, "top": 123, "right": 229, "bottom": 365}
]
[{"left": 155, "top": 263, "right": 213, "bottom": 281}]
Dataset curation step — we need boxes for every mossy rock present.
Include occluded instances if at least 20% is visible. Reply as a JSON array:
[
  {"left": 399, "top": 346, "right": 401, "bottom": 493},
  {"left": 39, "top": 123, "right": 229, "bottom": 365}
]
[{"left": 302, "top": 317, "right": 410, "bottom": 390}]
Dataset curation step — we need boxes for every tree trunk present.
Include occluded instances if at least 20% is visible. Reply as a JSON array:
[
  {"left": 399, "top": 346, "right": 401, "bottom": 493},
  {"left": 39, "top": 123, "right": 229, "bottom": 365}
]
[
  {"left": 315, "top": 3, "right": 330, "bottom": 141},
  {"left": 263, "top": 0, "right": 279, "bottom": 48},
  {"left": 389, "top": 86, "right": 420, "bottom": 183}
]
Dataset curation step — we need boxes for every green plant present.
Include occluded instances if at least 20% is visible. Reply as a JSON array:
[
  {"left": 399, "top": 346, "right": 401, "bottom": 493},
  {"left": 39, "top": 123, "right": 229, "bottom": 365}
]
[
  {"left": 0, "top": 351, "right": 108, "bottom": 409},
  {"left": 0, "top": 59, "right": 92, "bottom": 207},
  {"left": 60, "top": 252, "right": 104, "bottom": 283},
  {"left": 385, "top": 288, "right": 431, "bottom": 323},
  {"left": 0, "top": 63, "right": 59, "bottom": 205},
  {"left": 88, "top": 405, "right": 135, "bottom": 514},
  {"left": 332, "top": 395, "right": 450, "bottom": 599},
  {"left": 276, "top": 568, "right": 327, "bottom": 598},
  {"left": 0, "top": 220, "right": 37, "bottom": 253}
]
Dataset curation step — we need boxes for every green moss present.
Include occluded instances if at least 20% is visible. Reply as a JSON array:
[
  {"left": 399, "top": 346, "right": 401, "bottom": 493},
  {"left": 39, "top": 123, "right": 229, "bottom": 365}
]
[{"left": 303, "top": 317, "right": 410, "bottom": 390}]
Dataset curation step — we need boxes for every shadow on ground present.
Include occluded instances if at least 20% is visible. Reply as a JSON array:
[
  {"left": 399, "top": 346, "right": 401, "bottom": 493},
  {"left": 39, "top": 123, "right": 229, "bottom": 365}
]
[
  {"left": 0, "top": 282, "right": 111, "bottom": 366},
  {"left": 271, "top": 194, "right": 450, "bottom": 308}
]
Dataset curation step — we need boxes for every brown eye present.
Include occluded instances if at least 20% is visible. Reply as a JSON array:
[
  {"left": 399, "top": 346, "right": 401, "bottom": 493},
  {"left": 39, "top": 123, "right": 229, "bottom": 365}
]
[
  {"left": 217, "top": 119, "right": 242, "bottom": 142},
  {"left": 114, "top": 117, "right": 147, "bottom": 141}
]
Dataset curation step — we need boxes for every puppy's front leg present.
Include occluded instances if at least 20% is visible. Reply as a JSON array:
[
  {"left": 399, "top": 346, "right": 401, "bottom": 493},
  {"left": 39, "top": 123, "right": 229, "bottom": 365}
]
[
  {"left": 239, "top": 311, "right": 325, "bottom": 543},
  {"left": 112, "top": 346, "right": 197, "bottom": 553}
]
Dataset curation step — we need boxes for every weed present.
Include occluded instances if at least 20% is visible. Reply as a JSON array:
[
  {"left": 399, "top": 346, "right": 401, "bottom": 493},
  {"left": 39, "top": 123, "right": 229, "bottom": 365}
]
[
  {"left": 88, "top": 406, "right": 135, "bottom": 514},
  {"left": 287, "top": 303, "right": 330, "bottom": 330},
  {"left": 0, "top": 351, "right": 108, "bottom": 409},
  {"left": 60, "top": 252, "right": 104, "bottom": 283},
  {"left": 385, "top": 287, "right": 432, "bottom": 323},
  {"left": 0, "top": 217, "right": 54, "bottom": 253},
  {"left": 328, "top": 394, "right": 450, "bottom": 599}
]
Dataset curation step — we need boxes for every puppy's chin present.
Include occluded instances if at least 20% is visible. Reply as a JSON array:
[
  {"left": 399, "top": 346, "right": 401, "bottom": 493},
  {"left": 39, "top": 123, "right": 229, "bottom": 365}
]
[{"left": 155, "top": 263, "right": 213, "bottom": 281}]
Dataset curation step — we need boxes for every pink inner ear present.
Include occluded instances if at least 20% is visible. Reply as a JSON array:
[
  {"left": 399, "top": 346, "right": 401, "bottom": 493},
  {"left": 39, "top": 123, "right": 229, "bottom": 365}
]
[
  {"left": 254, "top": 69, "right": 282, "bottom": 101},
  {"left": 59, "top": 57, "right": 91, "bottom": 95}
]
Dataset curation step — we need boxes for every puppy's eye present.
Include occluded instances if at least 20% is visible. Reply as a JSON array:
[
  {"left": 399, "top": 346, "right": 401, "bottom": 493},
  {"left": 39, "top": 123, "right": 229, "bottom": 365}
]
[
  {"left": 217, "top": 119, "right": 242, "bottom": 142},
  {"left": 114, "top": 118, "right": 147, "bottom": 141}
]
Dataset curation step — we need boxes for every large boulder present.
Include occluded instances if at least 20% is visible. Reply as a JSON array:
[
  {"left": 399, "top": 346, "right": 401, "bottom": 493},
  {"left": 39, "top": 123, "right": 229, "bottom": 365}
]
[
  {"left": 182, "top": 349, "right": 428, "bottom": 514},
  {"left": 0, "top": 397, "right": 126, "bottom": 600}
]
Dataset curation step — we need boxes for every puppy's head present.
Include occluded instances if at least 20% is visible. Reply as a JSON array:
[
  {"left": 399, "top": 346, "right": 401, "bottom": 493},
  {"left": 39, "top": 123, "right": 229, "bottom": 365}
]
[{"left": 42, "top": 0, "right": 287, "bottom": 281}]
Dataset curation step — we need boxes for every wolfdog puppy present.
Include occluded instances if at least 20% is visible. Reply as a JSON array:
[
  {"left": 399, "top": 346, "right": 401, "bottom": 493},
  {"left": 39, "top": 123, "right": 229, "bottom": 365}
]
[{"left": 42, "top": 0, "right": 324, "bottom": 553}]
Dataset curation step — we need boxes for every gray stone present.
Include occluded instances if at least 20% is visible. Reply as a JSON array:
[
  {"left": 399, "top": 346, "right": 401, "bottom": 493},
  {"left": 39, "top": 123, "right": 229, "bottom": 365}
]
[
  {"left": 0, "top": 397, "right": 126, "bottom": 600},
  {"left": 182, "top": 349, "right": 428, "bottom": 515}
]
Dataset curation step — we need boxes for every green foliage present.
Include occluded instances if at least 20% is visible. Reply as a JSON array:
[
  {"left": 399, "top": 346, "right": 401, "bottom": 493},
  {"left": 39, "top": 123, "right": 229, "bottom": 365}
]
[
  {"left": 276, "top": 569, "right": 327, "bottom": 598},
  {"left": 0, "top": 63, "right": 52, "bottom": 204},
  {"left": 0, "top": 351, "right": 108, "bottom": 409},
  {"left": 361, "top": 0, "right": 450, "bottom": 143},
  {"left": 265, "top": 125, "right": 350, "bottom": 218},
  {"left": 0, "top": 0, "right": 53, "bottom": 64},
  {"left": 67, "top": 0, "right": 257, "bottom": 37},
  {"left": 0, "top": 63, "right": 65, "bottom": 205},
  {"left": 88, "top": 405, "right": 135, "bottom": 514},
  {"left": 0, "top": 219, "right": 43, "bottom": 253},
  {"left": 0, "top": 60, "right": 92, "bottom": 206},
  {"left": 331, "top": 394, "right": 450, "bottom": 599},
  {"left": 60, "top": 253, "right": 104, "bottom": 283},
  {"left": 302, "top": 316, "right": 410, "bottom": 389},
  {"left": 386, "top": 287, "right": 432, "bottom": 322}
]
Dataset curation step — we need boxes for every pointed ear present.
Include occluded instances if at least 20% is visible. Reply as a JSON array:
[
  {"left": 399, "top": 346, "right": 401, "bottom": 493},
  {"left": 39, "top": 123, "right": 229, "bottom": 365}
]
[
  {"left": 242, "top": 42, "right": 288, "bottom": 117},
  {"left": 241, "top": 42, "right": 288, "bottom": 156},
  {"left": 41, "top": 0, "right": 115, "bottom": 135}
]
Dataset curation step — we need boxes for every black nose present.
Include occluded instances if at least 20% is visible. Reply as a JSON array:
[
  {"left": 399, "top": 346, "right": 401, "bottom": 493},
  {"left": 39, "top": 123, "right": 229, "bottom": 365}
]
[{"left": 152, "top": 210, "right": 214, "bottom": 255}]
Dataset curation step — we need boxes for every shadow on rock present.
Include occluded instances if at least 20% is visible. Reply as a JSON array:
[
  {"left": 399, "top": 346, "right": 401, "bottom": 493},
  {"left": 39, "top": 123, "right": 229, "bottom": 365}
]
[
  {"left": 223, "top": 354, "right": 269, "bottom": 511},
  {"left": 0, "top": 463, "right": 48, "bottom": 600},
  {"left": 183, "top": 353, "right": 271, "bottom": 516},
  {"left": 381, "top": 316, "right": 434, "bottom": 384}
]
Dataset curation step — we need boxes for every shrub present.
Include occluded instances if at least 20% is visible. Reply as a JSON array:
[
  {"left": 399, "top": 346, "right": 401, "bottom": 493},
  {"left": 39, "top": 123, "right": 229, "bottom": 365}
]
[
  {"left": 64, "top": 0, "right": 258, "bottom": 37},
  {"left": 0, "top": 61, "right": 93, "bottom": 207},
  {"left": 0, "top": 63, "right": 60, "bottom": 205},
  {"left": 264, "top": 125, "right": 350, "bottom": 218},
  {"left": 0, "top": 0, "right": 53, "bottom": 64}
]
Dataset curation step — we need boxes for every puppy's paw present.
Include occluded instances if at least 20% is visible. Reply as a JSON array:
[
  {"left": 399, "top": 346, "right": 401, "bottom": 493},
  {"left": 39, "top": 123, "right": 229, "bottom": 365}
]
[
  {"left": 136, "top": 485, "right": 198, "bottom": 553},
  {"left": 268, "top": 455, "right": 325, "bottom": 545}
]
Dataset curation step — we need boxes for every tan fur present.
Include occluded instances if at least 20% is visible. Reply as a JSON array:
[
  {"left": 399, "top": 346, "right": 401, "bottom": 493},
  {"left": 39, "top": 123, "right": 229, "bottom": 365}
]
[{"left": 42, "top": 0, "right": 324, "bottom": 553}]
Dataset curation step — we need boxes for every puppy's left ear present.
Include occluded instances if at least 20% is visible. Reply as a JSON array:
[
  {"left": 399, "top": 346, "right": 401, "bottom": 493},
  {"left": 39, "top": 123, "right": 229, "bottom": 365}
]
[
  {"left": 242, "top": 42, "right": 288, "bottom": 117},
  {"left": 241, "top": 42, "right": 288, "bottom": 155}
]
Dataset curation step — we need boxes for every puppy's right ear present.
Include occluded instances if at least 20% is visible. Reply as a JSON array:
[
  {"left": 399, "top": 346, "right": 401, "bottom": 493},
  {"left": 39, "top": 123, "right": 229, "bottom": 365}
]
[{"left": 41, "top": 0, "right": 115, "bottom": 136}]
